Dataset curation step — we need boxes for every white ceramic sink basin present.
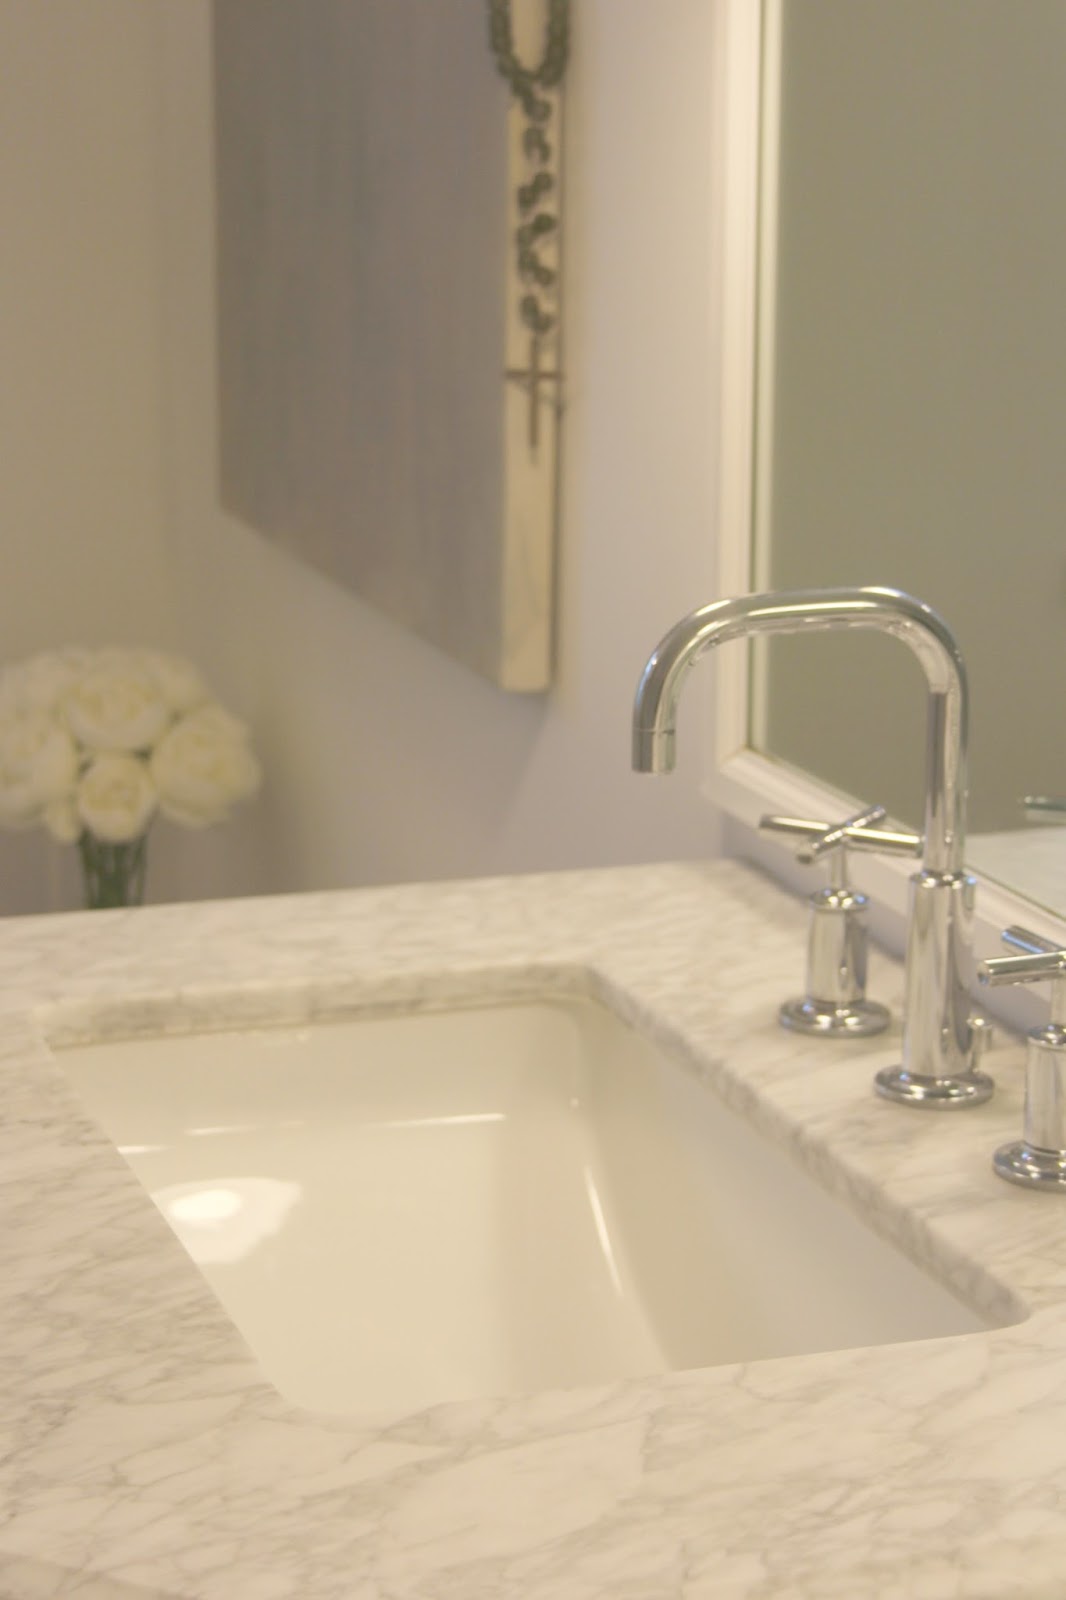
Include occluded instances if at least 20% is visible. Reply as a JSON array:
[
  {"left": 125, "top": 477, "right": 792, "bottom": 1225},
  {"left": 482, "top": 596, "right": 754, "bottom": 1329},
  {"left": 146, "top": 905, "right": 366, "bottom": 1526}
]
[{"left": 57, "top": 994, "right": 991, "bottom": 1417}]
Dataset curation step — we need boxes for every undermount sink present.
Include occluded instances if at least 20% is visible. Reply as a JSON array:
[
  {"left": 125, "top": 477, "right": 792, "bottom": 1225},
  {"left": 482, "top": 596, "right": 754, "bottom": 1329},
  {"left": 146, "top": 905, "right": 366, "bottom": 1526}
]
[{"left": 56, "top": 993, "right": 992, "bottom": 1418}]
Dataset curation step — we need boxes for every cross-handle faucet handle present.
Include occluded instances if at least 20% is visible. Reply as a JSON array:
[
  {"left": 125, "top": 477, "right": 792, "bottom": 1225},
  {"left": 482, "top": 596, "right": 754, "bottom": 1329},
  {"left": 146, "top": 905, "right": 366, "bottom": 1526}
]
[
  {"left": 796, "top": 804, "right": 887, "bottom": 865},
  {"left": 979, "top": 926, "right": 1066, "bottom": 1016},
  {"left": 759, "top": 807, "right": 922, "bottom": 869},
  {"left": 978, "top": 926, "right": 1066, "bottom": 1191},
  {"left": 757, "top": 804, "right": 895, "bottom": 1038}
]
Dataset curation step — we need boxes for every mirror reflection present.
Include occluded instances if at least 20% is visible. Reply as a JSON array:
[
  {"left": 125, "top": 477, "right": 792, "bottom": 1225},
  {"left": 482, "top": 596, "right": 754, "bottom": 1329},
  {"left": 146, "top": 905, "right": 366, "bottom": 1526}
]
[{"left": 754, "top": 0, "right": 1066, "bottom": 915}]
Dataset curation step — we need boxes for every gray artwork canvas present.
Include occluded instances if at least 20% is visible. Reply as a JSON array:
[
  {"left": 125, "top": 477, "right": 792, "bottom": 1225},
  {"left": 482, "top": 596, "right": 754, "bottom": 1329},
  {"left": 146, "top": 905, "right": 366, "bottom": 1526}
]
[{"left": 213, "top": 0, "right": 559, "bottom": 689}]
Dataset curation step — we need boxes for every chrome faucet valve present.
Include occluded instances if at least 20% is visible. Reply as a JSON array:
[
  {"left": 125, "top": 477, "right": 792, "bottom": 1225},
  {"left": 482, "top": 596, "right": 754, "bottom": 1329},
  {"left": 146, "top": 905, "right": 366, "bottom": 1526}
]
[
  {"left": 632, "top": 587, "right": 990, "bottom": 1107},
  {"left": 979, "top": 926, "right": 1066, "bottom": 1191},
  {"left": 759, "top": 804, "right": 918, "bottom": 1037}
]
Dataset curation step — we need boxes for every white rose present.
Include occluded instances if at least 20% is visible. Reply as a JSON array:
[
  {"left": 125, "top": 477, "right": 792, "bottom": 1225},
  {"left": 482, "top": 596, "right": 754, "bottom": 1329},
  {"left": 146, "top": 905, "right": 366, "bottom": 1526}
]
[
  {"left": 0, "top": 713, "right": 79, "bottom": 830},
  {"left": 149, "top": 704, "right": 261, "bottom": 828},
  {"left": 64, "top": 657, "right": 170, "bottom": 753},
  {"left": 139, "top": 651, "right": 211, "bottom": 715},
  {"left": 0, "top": 648, "right": 91, "bottom": 719},
  {"left": 43, "top": 796, "right": 81, "bottom": 844},
  {"left": 19, "top": 648, "right": 95, "bottom": 713},
  {"left": 77, "top": 754, "right": 157, "bottom": 844}
]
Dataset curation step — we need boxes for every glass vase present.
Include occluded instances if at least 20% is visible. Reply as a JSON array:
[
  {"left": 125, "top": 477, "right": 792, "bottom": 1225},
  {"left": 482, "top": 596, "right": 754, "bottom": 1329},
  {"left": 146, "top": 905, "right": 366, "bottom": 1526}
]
[{"left": 78, "top": 831, "right": 148, "bottom": 910}]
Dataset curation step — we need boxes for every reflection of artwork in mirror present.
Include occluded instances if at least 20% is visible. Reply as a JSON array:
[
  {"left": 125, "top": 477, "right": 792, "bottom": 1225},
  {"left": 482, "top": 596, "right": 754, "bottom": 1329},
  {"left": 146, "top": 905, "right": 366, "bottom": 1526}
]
[
  {"left": 751, "top": 0, "right": 1066, "bottom": 911},
  {"left": 213, "top": 0, "right": 566, "bottom": 692}
]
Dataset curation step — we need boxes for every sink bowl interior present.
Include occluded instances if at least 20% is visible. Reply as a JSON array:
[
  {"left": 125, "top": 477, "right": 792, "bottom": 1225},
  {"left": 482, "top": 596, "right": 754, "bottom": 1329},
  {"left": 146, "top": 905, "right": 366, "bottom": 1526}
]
[{"left": 56, "top": 993, "right": 995, "bottom": 1416}]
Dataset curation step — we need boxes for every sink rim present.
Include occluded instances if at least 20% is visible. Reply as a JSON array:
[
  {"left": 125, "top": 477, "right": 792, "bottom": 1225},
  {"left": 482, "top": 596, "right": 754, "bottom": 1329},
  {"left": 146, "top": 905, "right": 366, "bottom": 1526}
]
[{"left": 40, "top": 964, "right": 1030, "bottom": 1349}]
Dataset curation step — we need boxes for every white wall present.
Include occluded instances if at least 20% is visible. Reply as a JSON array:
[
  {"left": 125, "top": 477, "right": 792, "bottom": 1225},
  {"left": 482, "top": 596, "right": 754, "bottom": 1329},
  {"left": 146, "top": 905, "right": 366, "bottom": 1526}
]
[
  {"left": 0, "top": 0, "right": 726, "bottom": 913},
  {"left": 0, "top": 0, "right": 178, "bottom": 912},
  {"left": 151, "top": 0, "right": 725, "bottom": 900}
]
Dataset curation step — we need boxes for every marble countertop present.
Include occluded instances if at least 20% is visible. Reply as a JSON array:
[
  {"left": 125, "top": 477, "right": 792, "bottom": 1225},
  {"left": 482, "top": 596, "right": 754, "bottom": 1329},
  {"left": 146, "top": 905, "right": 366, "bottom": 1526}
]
[{"left": 3, "top": 859, "right": 1066, "bottom": 1600}]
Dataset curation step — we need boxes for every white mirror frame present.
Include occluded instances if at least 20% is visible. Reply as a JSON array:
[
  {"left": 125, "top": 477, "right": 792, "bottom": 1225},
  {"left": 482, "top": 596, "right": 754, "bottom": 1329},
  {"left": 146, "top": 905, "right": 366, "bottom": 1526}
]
[{"left": 706, "top": 0, "right": 1066, "bottom": 982}]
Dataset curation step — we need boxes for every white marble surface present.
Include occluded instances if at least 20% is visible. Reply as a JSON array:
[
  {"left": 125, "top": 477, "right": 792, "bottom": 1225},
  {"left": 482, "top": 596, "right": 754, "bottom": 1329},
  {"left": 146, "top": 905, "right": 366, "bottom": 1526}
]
[{"left": 2, "top": 860, "right": 1066, "bottom": 1598}]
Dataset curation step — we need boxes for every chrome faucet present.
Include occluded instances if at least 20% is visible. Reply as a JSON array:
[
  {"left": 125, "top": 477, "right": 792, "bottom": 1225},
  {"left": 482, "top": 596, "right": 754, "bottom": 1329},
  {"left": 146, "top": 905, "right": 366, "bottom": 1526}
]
[
  {"left": 979, "top": 927, "right": 1066, "bottom": 1188},
  {"left": 632, "top": 587, "right": 993, "bottom": 1107}
]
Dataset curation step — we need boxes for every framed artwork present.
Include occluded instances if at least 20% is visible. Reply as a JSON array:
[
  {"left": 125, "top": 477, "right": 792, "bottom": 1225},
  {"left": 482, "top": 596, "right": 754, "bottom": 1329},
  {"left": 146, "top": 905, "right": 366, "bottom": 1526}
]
[{"left": 213, "top": 0, "right": 566, "bottom": 690}]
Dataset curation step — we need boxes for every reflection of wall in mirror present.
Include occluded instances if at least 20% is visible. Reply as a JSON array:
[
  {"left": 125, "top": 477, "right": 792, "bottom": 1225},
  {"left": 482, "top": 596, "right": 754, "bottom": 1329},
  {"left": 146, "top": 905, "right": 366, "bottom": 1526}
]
[{"left": 755, "top": 0, "right": 1066, "bottom": 836}]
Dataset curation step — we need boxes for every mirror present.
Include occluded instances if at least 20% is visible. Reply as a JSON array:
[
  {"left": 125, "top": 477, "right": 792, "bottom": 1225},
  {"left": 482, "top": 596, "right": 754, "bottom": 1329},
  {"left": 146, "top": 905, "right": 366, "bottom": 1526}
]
[{"left": 752, "top": 0, "right": 1066, "bottom": 917}]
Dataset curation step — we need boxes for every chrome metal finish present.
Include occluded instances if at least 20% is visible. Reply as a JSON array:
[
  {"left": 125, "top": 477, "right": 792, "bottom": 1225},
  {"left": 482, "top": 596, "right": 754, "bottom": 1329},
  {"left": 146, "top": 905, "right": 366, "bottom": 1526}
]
[
  {"left": 760, "top": 814, "right": 923, "bottom": 859},
  {"left": 779, "top": 872, "right": 889, "bottom": 1036},
  {"left": 799, "top": 803, "right": 885, "bottom": 862},
  {"left": 993, "top": 1144, "right": 1066, "bottom": 1189},
  {"left": 874, "top": 870, "right": 993, "bottom": 1107},
  {"left": 760, "top": 805, "right": 891, "bottom": 1037},
  {"left": 633, "top": 586, "right": 992, "bottom": 1106},
  {"left": 758, "top": 807, "right": 890, "bottom": 853},
  {"left": 979, "top": 926, "right": 1066, "bottom": 1191},
  {"left": 799, "top": 825, "right": 922, "bottom": 865},
  {"left": 758, "top": 814, "right": 834, "bottom": 841},
  {"left": 779, "top": 997, "right": 890, "bottom": 1036},
  {"left": 633, "top": 588, "right": 967, "bottom": 869}
]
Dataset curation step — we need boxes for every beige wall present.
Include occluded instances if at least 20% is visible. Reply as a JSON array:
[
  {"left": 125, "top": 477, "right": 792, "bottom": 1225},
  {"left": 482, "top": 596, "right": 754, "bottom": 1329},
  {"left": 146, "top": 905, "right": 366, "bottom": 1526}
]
[
  {"left": 0, "top": 0, "right": 726, "bottom": 912},
  {"left": 0, "top": 0, "right": 178, "bottom": 911},
  {"left": 151, "top": 0, "right": 725, "bottom": 899}
]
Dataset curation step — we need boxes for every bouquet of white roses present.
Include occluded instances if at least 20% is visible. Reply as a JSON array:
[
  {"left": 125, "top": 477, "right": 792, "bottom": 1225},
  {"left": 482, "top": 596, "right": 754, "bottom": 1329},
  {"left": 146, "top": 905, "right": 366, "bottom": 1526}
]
[{"left": 0, "top": 647, "right": 261, "bottom": 908}]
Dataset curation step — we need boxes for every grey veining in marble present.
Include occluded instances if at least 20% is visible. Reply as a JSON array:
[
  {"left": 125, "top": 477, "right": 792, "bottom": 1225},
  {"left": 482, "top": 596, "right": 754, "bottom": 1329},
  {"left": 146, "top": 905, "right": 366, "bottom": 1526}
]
[{"left": 2, "top": 860, "right": 1066, "bottom": 1597}]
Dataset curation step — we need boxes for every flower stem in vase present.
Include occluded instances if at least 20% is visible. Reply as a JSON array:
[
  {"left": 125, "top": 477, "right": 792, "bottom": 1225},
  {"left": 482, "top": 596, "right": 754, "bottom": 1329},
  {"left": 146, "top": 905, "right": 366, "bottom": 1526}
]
[{"left": 78, "top": 832, "right": 148, "bottom": 909}]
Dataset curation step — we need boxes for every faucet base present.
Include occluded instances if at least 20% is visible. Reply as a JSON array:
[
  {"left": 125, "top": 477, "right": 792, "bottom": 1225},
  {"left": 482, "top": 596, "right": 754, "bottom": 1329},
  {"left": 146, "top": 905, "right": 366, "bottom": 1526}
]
[
  {"left": 873, "top": 1064, "right": 994, "bottom": 1109},
  {"left": 994, "top": 1141, "right": 1066, "bottom": 1191},
  {"left": 780, "top": 997, "right": 890, "bottom": 1038}
]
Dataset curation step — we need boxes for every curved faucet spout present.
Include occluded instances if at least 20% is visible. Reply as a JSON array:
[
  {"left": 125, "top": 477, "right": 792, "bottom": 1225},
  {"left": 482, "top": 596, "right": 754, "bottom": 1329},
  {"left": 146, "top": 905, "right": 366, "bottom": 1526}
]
[{"left": 632, "top": 587, "right": 968, "bottom": 875}]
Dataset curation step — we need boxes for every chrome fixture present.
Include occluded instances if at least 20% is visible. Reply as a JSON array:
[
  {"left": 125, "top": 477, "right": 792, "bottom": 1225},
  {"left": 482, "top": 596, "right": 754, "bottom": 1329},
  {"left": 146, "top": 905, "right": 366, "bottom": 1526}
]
[
  {"left": 632, "top": 587, "right": 993, "bottom": 1106},
  {"left": 759, "top": 805, "right": 922, "bottom": 1036},
  {"left": 979, "top": 927, "right": 1066, "bottom": 1191}
]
